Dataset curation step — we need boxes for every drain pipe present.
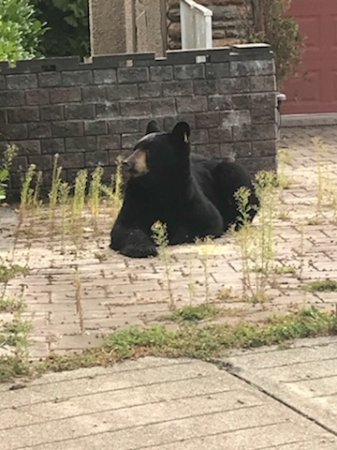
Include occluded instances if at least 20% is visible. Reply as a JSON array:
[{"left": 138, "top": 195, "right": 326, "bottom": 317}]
[
  {"left": 276, "top": 92, "right": 287, "bottom": 139},
  {"left": 276, "top": 92, "right": 287, "bottom": 128}
]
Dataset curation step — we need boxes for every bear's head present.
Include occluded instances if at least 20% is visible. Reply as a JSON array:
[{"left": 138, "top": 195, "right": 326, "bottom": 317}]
[{"left": 123, "top": 121, "right": 191, "bottom": 185}]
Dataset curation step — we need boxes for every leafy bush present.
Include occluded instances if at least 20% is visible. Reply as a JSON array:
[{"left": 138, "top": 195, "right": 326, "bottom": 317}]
[
  {"left": 249, "top": 0, "right": 303, "bottom": 83},
  {"left": 33, "top": 0, "right": 89, "bottom": 57},
  {"left": 0, "top": 0, "right": 44, "bottom": 61}
]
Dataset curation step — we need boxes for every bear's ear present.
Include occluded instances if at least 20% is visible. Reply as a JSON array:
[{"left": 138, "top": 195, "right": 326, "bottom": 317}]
[
  {"left": 172, "top": 121, "right": 191, "bottom": 144},
  {"left": 145, "top": 120, "right": 161, "bottom": 135}
]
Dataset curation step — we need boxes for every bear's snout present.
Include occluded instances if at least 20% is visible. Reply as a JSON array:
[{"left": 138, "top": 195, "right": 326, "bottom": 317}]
[
  {"left": 122, "top": 156, "right": 132, "bottom": 168},
  {"left": 124, "top": 149, "right": 149, "bottom": 178}
]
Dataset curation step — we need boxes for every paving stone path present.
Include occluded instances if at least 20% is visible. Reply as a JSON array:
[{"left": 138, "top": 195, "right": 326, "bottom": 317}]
[{"left": 0, "top": 126, "right": 337, "bottom": 358}]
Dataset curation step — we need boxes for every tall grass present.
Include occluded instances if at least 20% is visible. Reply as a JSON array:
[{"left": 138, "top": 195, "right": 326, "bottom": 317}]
[
  {"left": 88, "top": 167, "right": 104, "bottom": 230},
  {"left": 234, "top": 171, "right": 277, "bottom": 303},
  {"left": 152, "top": 221, "right": 175, "bottom": 310},
  {"left": 48, "top": 154, "right": 62, "bottom": 225}
]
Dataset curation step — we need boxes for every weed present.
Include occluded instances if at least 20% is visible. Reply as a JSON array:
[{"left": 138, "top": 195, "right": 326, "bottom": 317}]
[
  {"left": 0, "top": 291, "right": 31, "bottom": 381},
  {"left": 102, "top": 306, "right": 337, "bottom": 361},
  {"left": 58, "top": 181, "right": 70, "bottom": 251},
  {"left": 31, "top": 170, "right": 43, "bottom": 219},
  {"left": 0, "top": 264, "right": 28, "bottom": 283},
  {"left": 94, "top": 252, "right": 108, "bottom": 263},
  {"left": 0, "top": 297, "right": 24, "bottom": 313},
  {"left": 305, "top": 279, "right": 337, "bottom": 293},
  {"left": 88, "top": 166, "right": 104, "bottom": 230},
  {"left": 277, "top": 148, "right": 292, "bottom": 190},
  {"left": 306, "top": 217, "right": 321, "bottom": 226},
  {"left": 196, "top": 236, "right": 216, "bottom": 303},
  {"left": 19, "top": 164, "right": 36, "bottom": 219},
  {"left": 75, "top": 270, "right": 84, "bottom": 333},
  {"left": 234, "top": 187, "right": 254, "bottom": 298},
  {"left": 111, "top": 156, "right": 123, "bottom": 213},
  {"left": 35, "top": 351, "right": 104, "bottom": 375},
  {"left": 72, "top": 169, "right": 87, "bottom": 223},
  {"left": 249, "top": 291, "right": 269, "bottom": 305},
  {"left": 255, "top": 171, "right": 277, "bottom": 273},
  {"left": 277, "top": 148, "right": 292, "bottom": 165},
  {"left": 100, "top": 183, "right": 114, "bottom": 217},
  {"left": 277, "top": 209, "right": 290, "bottom": 221},
  {"left": 3, "top": 307, "right": 337, "bottom": 382},
  {"left": 49, "top": 154, "right": 62, "bottom": 224},
  {"left": 165, "top": 304, "right": 222, "bottom": 323},
  {"left": 0, "top": 319, "right": 31, "bottom": 348},
  {"left": 101, "top": 157, "right": 124, "bottom": 222},
  {"left": 70, "top": 170, "right": 87, "bottom": 251},
  {"left": 273, "top": 265, "right": 296, "bottom": 275},
  {"left": 216, "top": 287, "right": 233, "bottom": 301},
  {"left": 103, "top": 324, "right": 175, "bottom": 359},
  {"left": 311, "top": 137, "right": 336, "bottom": 218},
  {"left": 151, "top": 221, "right": 174, "bottom": 310},
  {"left": 234, "top": 171, "right": 277, "bottom": 304},
  {"left": 323, "top": 167, "right": 337, "bottom": 224},
  {"left": 0, "top": 356, "right": 30, "bottom": 383},
  {"left": 19, "top": 165, "right": 43, "bottom": 222},
  {"left": 235, "top": 186, "right": 255, "bottom": 229},
  {"left": 252, "top": 171, "right": 277, "bottom": 302},
  {"left": 0, "top": 144, "right": 17, "bottom": 203}
]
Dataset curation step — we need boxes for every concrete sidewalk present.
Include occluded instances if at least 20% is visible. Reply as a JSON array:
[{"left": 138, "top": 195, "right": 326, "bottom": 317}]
[
  {"left": 222, "top": 335, "right": 337, "bottom": 439},
  {"left": 2, "top": 336, "right": 337, "bottom": 449}
]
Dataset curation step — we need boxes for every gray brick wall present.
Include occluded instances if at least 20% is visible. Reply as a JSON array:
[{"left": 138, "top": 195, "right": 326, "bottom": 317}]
[{"left": 0, "top": 46, "right": 277, "bottom": 198}]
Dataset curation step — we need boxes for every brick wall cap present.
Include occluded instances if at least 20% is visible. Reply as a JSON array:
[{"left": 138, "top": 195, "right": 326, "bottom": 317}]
[{"left": 1, "top": 46, "right": 273, "bottom": 74}]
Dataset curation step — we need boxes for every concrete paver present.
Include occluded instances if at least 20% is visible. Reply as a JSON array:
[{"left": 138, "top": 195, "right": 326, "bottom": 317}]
[
  {"left": 1, "top": 358, "right": 336, "bottom": 450},
  {"left": 222, "top": 336, "right": 337, "bottom": 436}
]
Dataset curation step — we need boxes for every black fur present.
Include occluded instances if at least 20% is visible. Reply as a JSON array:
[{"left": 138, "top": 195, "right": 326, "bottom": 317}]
[{"left": 110, "top": 121, "right": 258, "bottom": 258}]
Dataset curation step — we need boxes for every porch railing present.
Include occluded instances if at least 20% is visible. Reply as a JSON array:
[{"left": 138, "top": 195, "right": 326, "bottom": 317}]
[{"left": 180, "top": 0, "right": 213, "bottom": 49}]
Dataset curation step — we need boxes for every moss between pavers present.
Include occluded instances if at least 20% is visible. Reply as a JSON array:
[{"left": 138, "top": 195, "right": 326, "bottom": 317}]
[
  {"left": 0, "top": 297, "right": 25, "bottom": 313},
  {"left": 161, "top": 304, "right": 223, "bottom": 323},
  {"left": 305, "top": 279, "right": 337, "bottom": 293},
  {"left": 1, "top": 306, "right": 337, "bottom": 383},
  {"left": 0, "top": 264, "right": 28, "bottom": 283}
]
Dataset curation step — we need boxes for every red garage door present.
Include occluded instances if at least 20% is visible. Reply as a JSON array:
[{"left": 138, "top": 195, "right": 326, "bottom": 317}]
[{"left": 282, "top": 0, "right": 337, "bottom": 114}]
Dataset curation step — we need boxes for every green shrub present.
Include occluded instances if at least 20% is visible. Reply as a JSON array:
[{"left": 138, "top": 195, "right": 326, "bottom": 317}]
[
  {"left": 249, "top": 0, "right": 303, "bottom": 83},
  {"left": 0, "top": 0, "right": 44, "bottom": 61},
  {"left": 33, "top": 0, "right": 89, "bottom": 57}
]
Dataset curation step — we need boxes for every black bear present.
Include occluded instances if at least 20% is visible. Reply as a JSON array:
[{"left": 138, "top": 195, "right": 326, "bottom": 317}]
[{"left": 110, "top": 121, "right": 258, "bottom": 258}]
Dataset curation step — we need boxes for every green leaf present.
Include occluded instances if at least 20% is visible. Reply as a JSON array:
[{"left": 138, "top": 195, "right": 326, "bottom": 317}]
[{"left": 0, "top": 0, "right": 44, "bottom": 61}]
